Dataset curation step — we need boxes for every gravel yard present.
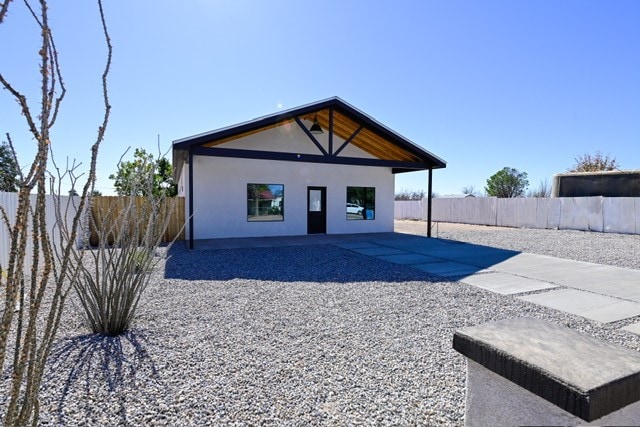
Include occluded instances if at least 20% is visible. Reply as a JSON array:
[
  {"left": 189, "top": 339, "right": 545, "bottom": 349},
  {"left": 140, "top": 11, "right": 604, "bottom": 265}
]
[
  {"left": 396, "top": 220, "right": 640, "bottom": 270},
  {"left": 6, "top": 222, "right": 640, "bottom": 426}
]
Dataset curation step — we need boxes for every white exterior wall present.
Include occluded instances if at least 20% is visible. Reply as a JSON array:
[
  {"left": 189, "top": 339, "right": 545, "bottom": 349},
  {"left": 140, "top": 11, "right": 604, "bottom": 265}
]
[
  {"left": 190, "top": 156, "right": 394, "bottom": 239},
  {"left": 180, "top": 123, "right": 395, "bottom": 240}
]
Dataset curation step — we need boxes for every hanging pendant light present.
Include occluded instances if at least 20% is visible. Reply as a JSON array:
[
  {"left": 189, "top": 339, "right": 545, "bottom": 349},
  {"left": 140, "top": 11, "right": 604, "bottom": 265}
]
[{"left": 309, "top": 115, "right": 323, "bottom": 135}]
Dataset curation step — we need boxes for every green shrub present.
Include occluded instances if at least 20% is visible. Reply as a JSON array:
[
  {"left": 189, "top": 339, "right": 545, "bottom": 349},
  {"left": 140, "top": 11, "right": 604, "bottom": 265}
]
[
  {"left": 74, "top": 193, "right": 178, "bottom": 336},
  {"left": 74, "top": 245, "right": 158, "bottom": 336}
]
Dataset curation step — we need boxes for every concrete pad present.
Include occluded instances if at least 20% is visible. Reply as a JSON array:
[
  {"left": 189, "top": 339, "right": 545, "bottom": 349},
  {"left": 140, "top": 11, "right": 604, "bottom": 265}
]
[
  {"left": 539, "top": 267, "right": 640, "bottom": 301},
  {"left": 460, "top": 272, "right": 559, "bottom": 295},
  {"left": 412, "top": 261, "right": 488, "bottom": 278},
  {"left": 379, "top": 239, "right": 450, "bottom": 253},
  {"left": 622, "top": 323, "right": 640, "bottom": 335},
  {"left": 494, "top": 254, "right": 640, "bottom": 301},
  {"left": 519, "top": 289, "right": 640, "bottom": 323},
  {"left": 444, "top": 251, "right": 521, "bottom": 269},
  {"left": 333, "top": 241, "right": 384, "bottom": 250},
  {"left": 493, "top": 253, "right": 569, "bottom": 272},
  {"left": 351, "top": 246, "right": 408, "bottom": 256},
  {"left": 377, "top": 253, "right": 442, "bottom": 265}
]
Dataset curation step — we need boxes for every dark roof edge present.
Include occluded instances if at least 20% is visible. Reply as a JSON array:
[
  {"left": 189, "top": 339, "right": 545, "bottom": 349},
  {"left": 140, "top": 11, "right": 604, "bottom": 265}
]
[{"left": 173, "top": 97, "right": 446, "bottom": 169}]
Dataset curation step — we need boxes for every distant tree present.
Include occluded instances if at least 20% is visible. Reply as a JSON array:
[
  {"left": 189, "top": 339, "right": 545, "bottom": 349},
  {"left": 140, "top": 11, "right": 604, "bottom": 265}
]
[
  {"left": 568, "top": 152, "right": 619, "bottom": 172},
  {"left": 91, "top": 190, "right": 103, "bottom": 196},
  {"left": 154, "top": 157, "right": 177, "bottom": 196},
  {"left": 0, "top": 141, "right": 19, "bottom": 192},
  {"left": 68, "top": 189, "right": 79, "bottom": 196},
  {"left": 395, "top": 189, "right": 426, "bottom": 200},
  {"left": 461, "top": 185, "right": 481, "bottom": 197},
  {"left": 485, "top": 167, "right": 529, "bottom": 198},
  {"left": 527, "top": 179, "right": 551, "bottom": 198},
  {"left": 109, "top": 148, "right": 177, "bottom": 196}
]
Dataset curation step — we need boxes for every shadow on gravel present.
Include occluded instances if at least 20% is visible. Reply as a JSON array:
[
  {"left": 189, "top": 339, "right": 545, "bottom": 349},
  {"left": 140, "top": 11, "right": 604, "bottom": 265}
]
[
  {"left": 164, "top": 243, "right": 442, "bottom": 283},
  {"left": 45, "top": 330, "right": 159, "bottom": 425}
]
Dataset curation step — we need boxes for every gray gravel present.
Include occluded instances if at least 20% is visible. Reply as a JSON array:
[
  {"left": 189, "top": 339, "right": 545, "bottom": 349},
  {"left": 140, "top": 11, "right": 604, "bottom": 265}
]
[
  {"left": 397, "top": 220, "right": 640, "bottom": 270},
  {"left": 5, "top": 224, "right": 640, "bottom": 426}
]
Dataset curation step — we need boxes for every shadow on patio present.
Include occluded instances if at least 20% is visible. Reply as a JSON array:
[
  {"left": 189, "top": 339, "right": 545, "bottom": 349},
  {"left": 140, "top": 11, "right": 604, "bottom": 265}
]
[{"left": 163, "top": 233, "right": 521, "bottom": 283}]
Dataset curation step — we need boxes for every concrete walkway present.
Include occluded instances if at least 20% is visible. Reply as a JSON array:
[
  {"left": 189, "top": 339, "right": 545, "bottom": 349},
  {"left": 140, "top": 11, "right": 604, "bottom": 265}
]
[{"left": 194, "top": 232, "right": 640, "bottom": 326}]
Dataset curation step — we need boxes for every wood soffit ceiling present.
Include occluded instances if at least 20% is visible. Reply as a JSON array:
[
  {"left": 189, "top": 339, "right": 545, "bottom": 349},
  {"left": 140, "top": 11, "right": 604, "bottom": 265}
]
[{"left": 201, "top": 108, "right": 422, "bottom": 163}]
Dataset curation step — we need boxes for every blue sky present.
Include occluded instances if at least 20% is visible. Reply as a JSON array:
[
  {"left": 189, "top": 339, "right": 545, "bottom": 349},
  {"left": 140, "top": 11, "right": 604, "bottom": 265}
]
[{"left": 1, "top": 0, "right": 638, "bottom": 196}]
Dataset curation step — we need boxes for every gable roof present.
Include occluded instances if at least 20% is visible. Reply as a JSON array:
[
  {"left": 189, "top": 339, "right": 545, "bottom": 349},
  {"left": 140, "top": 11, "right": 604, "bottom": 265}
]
[{"left": 173, "top": 97, "right": 446, "bottom": 177}]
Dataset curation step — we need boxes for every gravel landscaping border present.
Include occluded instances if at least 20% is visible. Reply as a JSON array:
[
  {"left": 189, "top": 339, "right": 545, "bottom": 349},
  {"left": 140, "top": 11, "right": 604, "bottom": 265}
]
[{"left": 3, "top": 222, "right": 640, "bottom": 426}]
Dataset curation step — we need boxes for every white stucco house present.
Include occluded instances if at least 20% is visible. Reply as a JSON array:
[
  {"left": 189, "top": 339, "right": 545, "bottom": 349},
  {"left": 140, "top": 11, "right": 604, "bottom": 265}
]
[{"left": 172, "top": 97, "right": 446, "bottom": 248}]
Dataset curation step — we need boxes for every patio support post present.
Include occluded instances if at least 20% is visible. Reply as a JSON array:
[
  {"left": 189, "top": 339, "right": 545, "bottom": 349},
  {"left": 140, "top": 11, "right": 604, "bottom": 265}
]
[
  {"left": 188, "top": 148, "right": 194, "bottom": 249},
  {"left": 427, "top": 167, "right": 433, "bottom": 238}
]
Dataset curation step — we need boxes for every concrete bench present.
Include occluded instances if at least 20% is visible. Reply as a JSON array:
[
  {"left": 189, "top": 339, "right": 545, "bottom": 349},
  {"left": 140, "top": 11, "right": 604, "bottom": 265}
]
[{"left": 453, "top": 317, "right": 640, "bottom": 426}]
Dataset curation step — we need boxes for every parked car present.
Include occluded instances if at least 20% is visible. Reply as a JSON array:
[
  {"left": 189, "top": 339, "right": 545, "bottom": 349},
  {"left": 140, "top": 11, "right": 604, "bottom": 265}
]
[{"left": 346, "top": 203, "right": 363, "bottom": 215}]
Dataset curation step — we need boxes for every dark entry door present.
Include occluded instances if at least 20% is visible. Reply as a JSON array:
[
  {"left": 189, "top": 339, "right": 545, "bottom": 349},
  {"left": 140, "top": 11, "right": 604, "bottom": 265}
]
[{"left": 307, "top": 186, "right": 326, "bottom": 234}]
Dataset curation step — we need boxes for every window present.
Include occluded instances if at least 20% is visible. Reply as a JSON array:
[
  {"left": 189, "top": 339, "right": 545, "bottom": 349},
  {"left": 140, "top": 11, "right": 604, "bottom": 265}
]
[
  {"left": 247, "top": 184, "right": 284, "bottom": 222},
  {"left": 346, "top": 187, "right": 375, "bottom": 220}
]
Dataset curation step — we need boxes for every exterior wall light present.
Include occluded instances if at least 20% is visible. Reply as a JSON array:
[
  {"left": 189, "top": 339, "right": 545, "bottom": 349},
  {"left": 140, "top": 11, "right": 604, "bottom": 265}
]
[{"left": 309, "top": 115, "right": 323, "bottom": 135}]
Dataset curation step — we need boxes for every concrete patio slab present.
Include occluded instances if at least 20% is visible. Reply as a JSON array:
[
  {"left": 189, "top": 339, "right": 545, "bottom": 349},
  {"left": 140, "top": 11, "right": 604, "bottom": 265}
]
[
  {"left": 460, "top": 272, "right": 559, "bottom": 295},
  {"left": 445, "top": 252, "right": 521, "bottom": 269},
  {"left": 622, "top": 323, "right": 640, "bottom": 335},
  {"left": 333, "top": 241, "right": 389, "bottom": 250},
  {"left": 351, "top": 246, "right": 408, "bottom": 256},
  {"left": 413, "top": 261, "right": 489, "bottom": 278},
  {"left": 376, "top": 253, "right": 442, "bottom": 265},
  {"left": 492, "top": 253, "right": 570, "bottom": 273},
  {"left": 519, "top": 289, "right": 640, "bottom": 323},
  {"left": 377, "top": 240, "right": 450, "bottom": 254},
  {"left": 493, "top": 254, "right": 640, "bottom": 301},
  {"left": 194, "top": 232, "right": 401, "bottom": 250}
]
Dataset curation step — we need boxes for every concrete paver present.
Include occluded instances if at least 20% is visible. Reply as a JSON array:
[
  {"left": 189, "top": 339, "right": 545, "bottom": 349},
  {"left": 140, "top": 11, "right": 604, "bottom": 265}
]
[
  {"left": 412, "top": 261, "right": 489, "bottom": 278},
  {"left": 622, "top": 323, "right": 640, "bottom": 335},
  {"left": 376, "top": 253, "right": 442, "bottom": 265},
  {"left": 334, "top": 241, "right": 388, "bottom": 250},
  {"left": 519, "top": 289, "right": 640, "bottom": 323},
  {"left": 460, "top": 272, "right": 559, "bottom": 295},
  {"left": 351, "top": 246, "right": 408, "bottom": 256}
]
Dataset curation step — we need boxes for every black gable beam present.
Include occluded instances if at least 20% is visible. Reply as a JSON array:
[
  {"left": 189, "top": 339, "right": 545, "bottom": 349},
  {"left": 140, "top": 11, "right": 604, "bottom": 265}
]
[
  {"left": 293, "top": 116, "right": 329, "bottom": 156},
  {"left": 333, "top": 125, "right": 364, "bottom": 157},
  {"left": 328, "top": 108, "right": 334, "bottom": 155},
  {"left": 191, "top": 146, "right": 427, "bottom": 170}
]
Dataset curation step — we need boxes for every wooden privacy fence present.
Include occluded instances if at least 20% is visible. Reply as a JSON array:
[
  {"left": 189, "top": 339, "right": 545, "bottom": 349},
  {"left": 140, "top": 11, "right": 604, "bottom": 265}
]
[
  {"left": 89, "top": 196, "right": 185, "bottom": 245},
  {"left": 395, "top": 197, "right": 640, "bottom": 234}
]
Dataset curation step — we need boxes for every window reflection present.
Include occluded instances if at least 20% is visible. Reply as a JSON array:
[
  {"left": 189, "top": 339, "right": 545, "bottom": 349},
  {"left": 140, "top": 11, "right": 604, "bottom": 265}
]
[
  {"left": 346, "top": 187, "right": 375, "bottom": 220},
  {"left": 247, "top": 184, "right": 284, "bottom": 221}
]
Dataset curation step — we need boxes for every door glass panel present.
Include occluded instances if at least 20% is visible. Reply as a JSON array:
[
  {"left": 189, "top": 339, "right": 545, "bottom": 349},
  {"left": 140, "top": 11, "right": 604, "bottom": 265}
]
[{"left": 309, "top": 190, "right": 322, "bottom": 212}]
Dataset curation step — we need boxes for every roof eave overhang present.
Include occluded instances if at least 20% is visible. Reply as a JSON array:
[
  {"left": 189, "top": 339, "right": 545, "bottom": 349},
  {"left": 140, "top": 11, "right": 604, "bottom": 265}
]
[{"left": 172, "top": 97, "right": 447, "bottom": 175}]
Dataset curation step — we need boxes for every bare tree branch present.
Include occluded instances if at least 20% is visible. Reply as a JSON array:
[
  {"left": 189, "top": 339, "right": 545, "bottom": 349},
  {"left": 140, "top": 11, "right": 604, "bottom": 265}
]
[{"left": 0, "top": 0, "right": 13, "bottom": 23}]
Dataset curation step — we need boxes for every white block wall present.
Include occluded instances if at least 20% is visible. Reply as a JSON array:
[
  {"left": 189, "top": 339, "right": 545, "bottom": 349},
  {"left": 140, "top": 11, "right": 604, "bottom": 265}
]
[
  {"left": 0, "top": 192, "right": 82, "bottom": 272},
  {"left": 398, "top": 197, "right": 640, "bottom": 235},
  {"left": 188, "top": 156, "right": 395, "bottom": 239}
]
